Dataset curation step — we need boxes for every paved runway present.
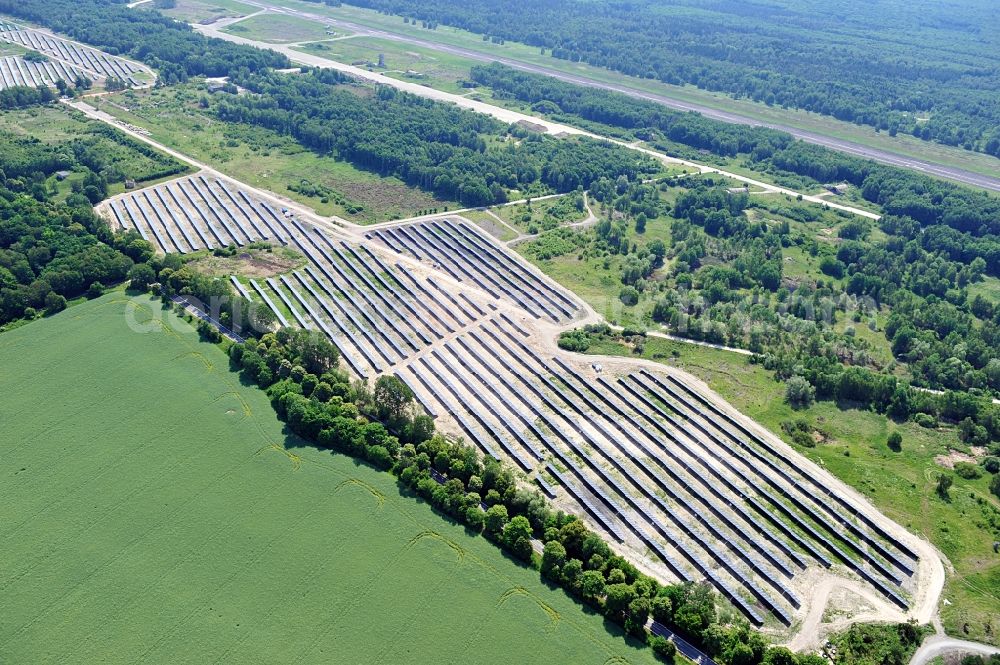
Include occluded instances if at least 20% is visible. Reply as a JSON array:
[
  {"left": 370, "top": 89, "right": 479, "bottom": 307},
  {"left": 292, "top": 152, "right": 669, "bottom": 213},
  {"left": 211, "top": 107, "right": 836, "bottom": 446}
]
[{"left": 246, "top": 0, "right": 1000, "bottom": 192}]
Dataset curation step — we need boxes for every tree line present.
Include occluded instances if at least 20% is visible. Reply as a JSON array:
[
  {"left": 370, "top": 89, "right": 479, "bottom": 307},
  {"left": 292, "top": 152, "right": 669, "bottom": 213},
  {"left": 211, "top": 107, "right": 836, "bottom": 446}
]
[
  {"left": 471, "top": 63, "right": 1000, "bottom": 278},
  {"left": 0, "top": 132, "right": 148, "bottom": 325},
  {"left": 471, "top": 62, "right": 795, "bottom": 159},
  {"left": 226, "top": 328, "right": 834, "bottom": 665},
  {"left": 214, "top": 68, "right": 660, "bottom": 207},
  {"left": 0, "top": 85, "right": 58, "bottom": 110}
]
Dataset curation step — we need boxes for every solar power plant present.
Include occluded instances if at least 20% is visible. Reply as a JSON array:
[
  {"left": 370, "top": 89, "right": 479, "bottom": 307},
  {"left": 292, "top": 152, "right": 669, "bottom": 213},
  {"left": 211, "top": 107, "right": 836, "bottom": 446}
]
[
  {"left": 0, "top": 21, "right": 150, "bottom": 86},
  {"left": 101, "top": 175, "right": 927, "bottom": 627},
  {"left": 104, "top": 175, "right": 481, "bottom": 380}
]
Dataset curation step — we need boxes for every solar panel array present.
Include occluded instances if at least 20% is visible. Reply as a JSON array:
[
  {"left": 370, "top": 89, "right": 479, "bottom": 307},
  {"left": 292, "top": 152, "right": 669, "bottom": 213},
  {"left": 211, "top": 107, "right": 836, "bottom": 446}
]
[
  {"left": 106, "top": 175, "right": 288, "bottom": 254},
  {"left": 366, "top": 219, "right": 581, "bottom": 323},
  {"left": 107, "top": 173, "right": 922, "bottom": 625},
  {"left": 0, "top": 54, "right": 90, "bottom": 91},
  {"left": 400, "top": 319, "right": 917, "bottom": 623},
  {"left": 0, "top": 22, "right": 148, "bottom": 87},
  {"left": 105, "top": 175, "right": 482, "bottom": 379}
]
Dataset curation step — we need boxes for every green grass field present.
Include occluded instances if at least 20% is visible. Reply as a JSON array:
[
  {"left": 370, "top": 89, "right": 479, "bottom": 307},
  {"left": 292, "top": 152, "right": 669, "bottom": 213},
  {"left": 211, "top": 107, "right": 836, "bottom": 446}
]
[
  {"left": 0, "top": 41, "right": 28, "bottom": 56},
  {"left": 0, "top": 294, "right": 658, "bottom": 664},
  {"left": 968, "top": 275, "right": 1000, "bottom": 305},
  {"left": 294, "top": 36, "right": 474, "bottom": 94},
  {"left": 515, "top": 206, "right": 671, "bottom": 328},
  {"left": 225, "top": 13, "right": 341, "bottom": 43},
  {"left": 576, "top": 333, "right": 1000, "bottom": 646},
  {"left": 491, "top": 195, "right": 588, "bottom": 233},
  {"left": 459, "top": 209, "right": 520, "bottom": 241},
  {"left": 2, "top": 105, "right": 190, "bottom": 196},
  {"left": 2, "top": 104, "right": 101, "bottom": 141},
  {"left": 157, "top": 0, "right": 256, "bottom": 24}
]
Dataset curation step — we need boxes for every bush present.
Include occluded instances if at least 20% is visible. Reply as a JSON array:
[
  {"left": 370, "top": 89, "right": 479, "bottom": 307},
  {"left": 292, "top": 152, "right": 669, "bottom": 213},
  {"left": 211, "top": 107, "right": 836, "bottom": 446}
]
[
  {"left": 44, "top": 291, "right": 67, "bottom": 314},
  {"left": 959, "top": 417, "right": 990, "bottom": 446},
  {"left": 784, "top": 376, "right": 815, "bottom": 407},
  {"left": 936, "top": 474, "right": 953, "bottom": 498},
  {"left": 128, "top": 263, "right": 156, "bottom": 292},
  {"left": 649, "top": 635, "right": 676, "bottom": 662},
  {"left": 954, "top": 462, "right": 981, "bottom": 480},
  {"left": 819, "top": 255, "right": 845, "bottom": 278},
  {"left": 782, "top": 418, "right": 817, "bottom": 447},
  {"left": 619, "top": 285, "right": 639, "bottom": 306},
  {"left": 558, "top": 329, "right": 591, "bottom": 352},
  {"left": 914, "top": 413, "right": 937, "bottom": 428},
  {"left": 982, "top": 457, "right": 1000, "bottom": 474},
  {"left": 886, "top": 431, "right": 902, "bottom": 452}
]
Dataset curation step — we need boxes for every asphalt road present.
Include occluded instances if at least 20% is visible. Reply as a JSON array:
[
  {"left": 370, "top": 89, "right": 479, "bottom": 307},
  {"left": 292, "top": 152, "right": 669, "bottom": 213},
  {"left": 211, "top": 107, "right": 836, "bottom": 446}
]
[
  {"left": 197, "top": 24, "right": 884, "bottom": 221},
  {"left": 246, "top": 0, "right": 1000, "bottom": 192}
]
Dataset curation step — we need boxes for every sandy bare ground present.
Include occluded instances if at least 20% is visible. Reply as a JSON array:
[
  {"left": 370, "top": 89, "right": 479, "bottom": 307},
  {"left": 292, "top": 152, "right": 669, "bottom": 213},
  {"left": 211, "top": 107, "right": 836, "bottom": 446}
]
[{"left": 910, "top": 635, "right": 1000, "bottom": 665}]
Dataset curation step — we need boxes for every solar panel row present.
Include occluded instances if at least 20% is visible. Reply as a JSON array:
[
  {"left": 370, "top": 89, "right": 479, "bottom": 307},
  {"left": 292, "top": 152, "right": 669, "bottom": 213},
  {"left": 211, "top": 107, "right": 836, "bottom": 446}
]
[{"left": 367, "top": 218, "right": 580, "bottom": 322}]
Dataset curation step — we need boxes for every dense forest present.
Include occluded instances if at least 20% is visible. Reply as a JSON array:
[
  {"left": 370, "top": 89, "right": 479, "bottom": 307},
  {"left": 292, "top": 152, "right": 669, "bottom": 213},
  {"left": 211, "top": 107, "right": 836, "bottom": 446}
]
[
  {"left": 353, "top": 0, "right": 1000, "bottom": 156},
  {"left": 0, "top": 0, "right": 289, "bottom": 82},
  {"left": 0, "top": 132, "right": 155, "bottom": 325},
  {"left": 0, "top": 85, "right": 58, "bottom": 110},
  {"left": 216, "top": 69, "right": 660, "bottom": 206}
]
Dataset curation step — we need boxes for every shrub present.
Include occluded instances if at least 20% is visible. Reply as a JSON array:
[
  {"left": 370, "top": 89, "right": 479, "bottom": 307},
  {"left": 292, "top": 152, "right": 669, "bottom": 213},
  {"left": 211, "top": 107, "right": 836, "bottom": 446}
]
[
  {"left": 558, "top": 329, "right": 591, "bottom": 352},
  {"left": 914, "top": 413, "right": 937, "bottom": 428},
  {"left": 936, "top": 474, "right": 953, "bottom": 498},
  {"left": 649, "top": 635, "right": 676, "bottom": 662},
  {"left": 887, "top": 431, "right": 902, "bottom": 452},
  {"left": 128, "top": 262, "right": 156, "bottom": 291},
  {"left": 784, "top": 376, "right": 815, "bottom": 407},
  {"left": 954, "top": 462, "right": 981, "bottom": 480},
  {"left": 819, "top": 256, "right": 845, "bottom": 278},
  {"left": 782, "top": 418, "right": 817, "bottom": 447},
  {"left": 44, "top": 292, "right": 67, "bottom": 314},
  {"left": 619, "top": 285, "right": 639, "bottom": 306},
  {"left": 959, "top": 417, "right": 990, "bottom": 446}
]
